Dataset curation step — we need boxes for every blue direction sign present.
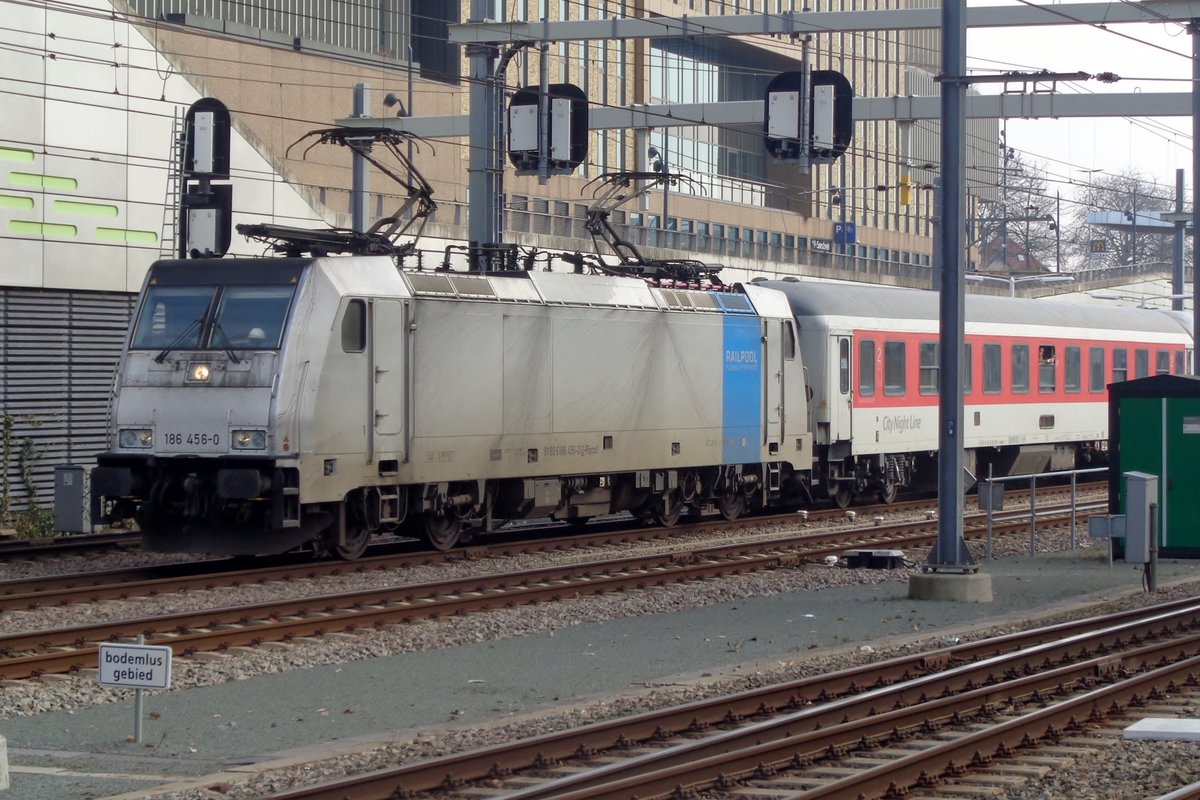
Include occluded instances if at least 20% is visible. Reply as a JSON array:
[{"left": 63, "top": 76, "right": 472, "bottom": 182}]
[{"left": 834, "top": 221, "right": 857, "bottom": 245}]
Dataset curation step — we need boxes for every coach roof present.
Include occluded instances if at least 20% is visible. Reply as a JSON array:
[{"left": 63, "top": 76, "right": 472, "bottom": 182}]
[{"left": 757, "top": 279, "right": 1188, "bottom": 335}]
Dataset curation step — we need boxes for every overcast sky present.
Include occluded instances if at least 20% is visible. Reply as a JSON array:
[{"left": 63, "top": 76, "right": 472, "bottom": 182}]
[{"left": 966, "top": 4, "right": 1192, "bottom": 211}]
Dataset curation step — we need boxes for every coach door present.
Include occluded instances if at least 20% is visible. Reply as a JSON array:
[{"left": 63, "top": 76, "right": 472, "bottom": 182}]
[
  {"left": 830, "top": 335, "right": 853, "bottom": 441},
  {"left": 371, "top": 299, "right": 406, "bottom": 463},
  {"left": 764, "top": 318, "right": 784, "bottom": 445}
]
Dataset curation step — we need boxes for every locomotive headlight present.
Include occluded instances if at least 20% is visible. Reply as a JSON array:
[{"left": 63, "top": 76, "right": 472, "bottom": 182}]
[
  {"left": 188, "top": 362, "right": 211, "bottom": 382},
  {"left": 118, "top": 428, "right": 153, "bottom": 449},
  {"left": 231, "top": 429, "right": 267, "bottom": 450}
]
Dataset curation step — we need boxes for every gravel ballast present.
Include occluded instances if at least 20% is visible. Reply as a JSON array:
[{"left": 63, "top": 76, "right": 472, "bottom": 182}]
[{"left": 1, "top": 525, "right": 1197, "bottom": 800}]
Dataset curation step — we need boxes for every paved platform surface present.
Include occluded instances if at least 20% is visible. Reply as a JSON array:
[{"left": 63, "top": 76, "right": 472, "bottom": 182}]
[{"left": 2, "top": 548, "right": 1196, "bottom": 800}]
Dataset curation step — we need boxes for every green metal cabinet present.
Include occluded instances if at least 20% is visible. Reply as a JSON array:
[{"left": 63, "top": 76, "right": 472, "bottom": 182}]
[{"left": 1109, "top": 375, "right": 1200, "bottom": 557}]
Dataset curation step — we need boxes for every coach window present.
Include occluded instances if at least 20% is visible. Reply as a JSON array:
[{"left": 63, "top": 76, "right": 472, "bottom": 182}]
[
  {"left": 341, "top": 299, "right": 366, "bottom": 353},
  {"left": 1135, "top": 348, "right": 1150, "bottom": 378},
  {"left": 839, "top": 338, "right": 851, "bottom": 394},
  {"left": 919, "top": 342, "right": 939, "bottom": 395},
  {"left": 1089, "top": 347, "right": 1106, "bottom": 392},
  {"left": 964, "top": 343, "right": 973, "bottom": 395},
  {"left": 1011, "top": 344, "right": 1030, "bottom": 394},
  {"left": 859, "top": 339, "right": 876, "bottom": 396},
  {"left": 1113, "top": 348, "right": 1128, "bottom": 383},
  {"left": 883, "top": 340, "right": 906, "bottom": 396},
  {"left": 1176, "top": 350, "right": 1186, "bottom": 375},
  {"left": 1156, "top": 350, "right": 1170, "bottom": 375},
  {"left": 1065, "top": 346, "right": 1081, "bottom": 393},
  {"left": 1037, "top": 345, "right": 1056, "bottom": 393},
  {"left": 983, "top": 343, "right": 1002, "bottom": 394}
]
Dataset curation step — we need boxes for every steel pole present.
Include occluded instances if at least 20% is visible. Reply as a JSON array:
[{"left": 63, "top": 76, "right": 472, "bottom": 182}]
[
  {"left": 467, "top": 0, "right": 502, "bottom": 270},
  {"left": 1193, "top": 22, "right": 1200, "bottom": 372},
  {"left": 928, "top": 0, "right": 972, "bottom": 569},
  {"left": 351, "top": 83, "right": 369, "bottom": 233}
]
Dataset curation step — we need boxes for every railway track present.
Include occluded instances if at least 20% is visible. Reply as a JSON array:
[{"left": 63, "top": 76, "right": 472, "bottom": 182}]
[
  {"left": 0, "top": 481, "right": 1101, "bottom": 566},
  {"left": 0, "top": 484, "right": 1104, "bottom": 608},
  {"left": 259, "top": 597, "right": 1200, "bottom": 800},
  {"left": 0, "top": 529, "right": 141, "bottom": 559},
  {"left": 0, "top": 498, "right": 1102, "bottom": 680}
]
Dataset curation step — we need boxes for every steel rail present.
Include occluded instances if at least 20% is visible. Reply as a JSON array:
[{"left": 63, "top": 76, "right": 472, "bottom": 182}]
[
  {"left": 0, "top": 503, "right": 1102, "bottom": 679},
  {"left": 256, "top": 600, "right": 1200, "bottom": 799},
  {"left": 495, "top": 634, "right": 1200, "bottom": 800},
  {"left": 0, "top": 496, "right": 1099, "bottom": 612}
]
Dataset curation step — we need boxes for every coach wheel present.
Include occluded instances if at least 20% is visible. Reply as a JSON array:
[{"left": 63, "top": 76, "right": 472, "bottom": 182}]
[
  {"left": 717, "top": 490, "right": 745, "bottom": 521},
  {"left": 423, "top": 513, "right": 463, "bottom": 550},
  {"left": 877, "top": 481, "right": 898, "bottom": 505},
  {"left": 833, "top": 485, "right": 854, "bottom": 509},
  {"left": 333, "top": 524, "right": 370, "bottom": 560}
]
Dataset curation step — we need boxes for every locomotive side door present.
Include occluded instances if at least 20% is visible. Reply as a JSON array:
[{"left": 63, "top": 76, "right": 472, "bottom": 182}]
[
  {"left": 371, "top": 298, "right": 406, "bottom": 462},
  {"left": 829, "top": 335, "right": 853, "bottom": 442},
  {"left": 764, "top": 318, "right": 784, "bottom": 445}
]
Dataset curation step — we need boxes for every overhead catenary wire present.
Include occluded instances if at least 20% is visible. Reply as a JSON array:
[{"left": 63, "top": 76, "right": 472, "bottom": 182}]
[{"left": 5, "top": 0, "right": 1192, "bottom": 250}]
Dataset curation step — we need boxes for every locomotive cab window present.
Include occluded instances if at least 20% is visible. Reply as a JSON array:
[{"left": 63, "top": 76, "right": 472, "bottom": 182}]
[
  {"left": 131, "top": 286, "right": 215, "bottom": 349},
  {"left": 983, "top": 343, "right": 1002, "bottom": 394},
  {"left": 130, "top": 283, "right": 295, "bottom": 351},
  {"left": 1011, "top": 344, "right": 1030, "bottom": 394},
  {"left": 1037, "top": 345, "right": 1056, "bottom": 393},
  {"left": 212, "top": 286, "right": 293, "bottom": 348},
  {"left": 883, "top": 341, "right": 906, "bottom": 396},
  {"left": 784, "top": 321, "right": 796, "bottom": 360},
  {"left": 341, "top": 299, "right": 366, "bottom": 353},
  {"left": 859, "top": 339, "right": 876, "bottom": 397}
]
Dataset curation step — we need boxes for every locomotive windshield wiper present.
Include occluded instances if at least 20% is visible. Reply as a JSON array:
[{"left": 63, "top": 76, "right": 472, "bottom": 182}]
[
  {"left": 153, "top": 318, "right": 204, "bottom": 364},
  {"left": 209, "top": 321, "right": 243, "bottom": 364}
]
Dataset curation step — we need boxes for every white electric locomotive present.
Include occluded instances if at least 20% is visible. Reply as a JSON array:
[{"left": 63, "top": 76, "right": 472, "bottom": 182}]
[
  {"left": 92, "top": 257, "right": 813, "bottom": 557},
  {"left": 757, "top": 279, "right": 1194, "bottom": 506}
]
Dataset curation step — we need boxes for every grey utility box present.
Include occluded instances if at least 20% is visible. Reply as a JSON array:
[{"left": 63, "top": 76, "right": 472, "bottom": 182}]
[
  {"left": 53, "top": 465, "right": 88, "bottom": 534},
  {"left": 1124, "top": 471, "right": 1158, "bottom": 564}
]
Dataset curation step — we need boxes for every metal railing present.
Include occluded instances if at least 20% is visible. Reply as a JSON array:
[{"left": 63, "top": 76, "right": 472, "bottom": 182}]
[{"left": 976, "top": 466, "right": 1109, "bottom": 560}]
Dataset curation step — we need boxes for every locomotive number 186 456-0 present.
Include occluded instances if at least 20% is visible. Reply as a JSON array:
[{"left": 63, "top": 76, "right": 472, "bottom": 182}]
[{"left": 164, "top": 432, "right": 220, "bottom": 446}]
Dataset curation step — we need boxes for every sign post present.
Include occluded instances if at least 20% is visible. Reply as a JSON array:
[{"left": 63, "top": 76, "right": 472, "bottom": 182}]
[{"left": 98, "top": 638, "right": 172, "bottom": 743}]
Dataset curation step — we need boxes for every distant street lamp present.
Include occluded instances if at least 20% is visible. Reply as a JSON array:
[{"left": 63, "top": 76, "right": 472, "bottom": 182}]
[{"left": 966, "top": 272, "right": 1074, "bottom": 298}]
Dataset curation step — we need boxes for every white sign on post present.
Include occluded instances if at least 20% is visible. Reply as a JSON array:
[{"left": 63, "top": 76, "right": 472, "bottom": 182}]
[{"left": 98, "top": 643, "right": 173, "bottom": 690}]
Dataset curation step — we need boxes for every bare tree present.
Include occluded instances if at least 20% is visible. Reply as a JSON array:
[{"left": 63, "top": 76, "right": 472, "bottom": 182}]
[
  {"left": 972, "top": 149, "right": 1060, "bottom": 271},
  {"left": 1066, "top": 170, "right": 1177, "bottom": 271}
]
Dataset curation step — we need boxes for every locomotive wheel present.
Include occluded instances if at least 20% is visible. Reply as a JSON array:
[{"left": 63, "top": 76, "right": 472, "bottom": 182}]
[
  {"left": 653, "top": 494, "right": 684, "bottom": 527},
  {"left": 334, "top": 525, "right": 370, "bottom": 560},
  {"left": 877, "top": 481, "right": 898, "bottom": 504},
  {"left": 833, "top": 485, "right": 854, "bottom": 509},
  {"left": 717, "top": 491, "right": 745, "bottom": 521},
  {"left": 424, "top": 513, "right": 463, "bottom": 550}
]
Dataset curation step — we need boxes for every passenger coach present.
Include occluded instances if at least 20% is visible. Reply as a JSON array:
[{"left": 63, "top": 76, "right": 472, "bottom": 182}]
[{"left": 758, "top": 279, "right": 1193, "bottom": 506}]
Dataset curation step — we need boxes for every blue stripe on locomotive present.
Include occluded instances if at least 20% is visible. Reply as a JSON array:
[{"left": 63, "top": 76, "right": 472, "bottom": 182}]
[{"left": 722, "top": 315, "right": 762, "bottom": 464}]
